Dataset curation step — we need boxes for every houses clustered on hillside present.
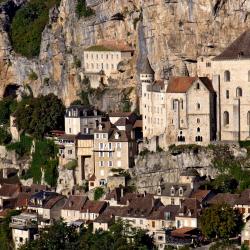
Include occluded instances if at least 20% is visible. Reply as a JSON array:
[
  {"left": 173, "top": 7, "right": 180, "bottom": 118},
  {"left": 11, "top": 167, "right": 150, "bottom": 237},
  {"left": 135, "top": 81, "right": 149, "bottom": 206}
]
[{"left": 4, "top": 30, "right": 250, "bottom": 248}]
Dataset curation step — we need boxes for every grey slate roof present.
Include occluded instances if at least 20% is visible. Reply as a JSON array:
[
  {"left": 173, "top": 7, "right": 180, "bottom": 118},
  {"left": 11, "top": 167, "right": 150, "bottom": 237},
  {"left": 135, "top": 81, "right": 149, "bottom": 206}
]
[
  {"left": 140, "top": 57, "right": 154, "bottom": 74},
  {"left": 213, "top": 30, "right": 250, "bottom": 60}
]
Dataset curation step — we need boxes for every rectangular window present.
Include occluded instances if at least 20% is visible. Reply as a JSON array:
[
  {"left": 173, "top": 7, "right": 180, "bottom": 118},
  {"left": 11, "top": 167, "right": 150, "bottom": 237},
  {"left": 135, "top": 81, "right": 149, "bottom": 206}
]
[
  {"left": 68, "top": 150, "right": 72, "bottom": 155},
  {"left": 99, "top": 152, "right": 104, "bottom": 157},
  {"left": 109, "top": 152, "right": 113, "bottom": 158},
  {"left": 99, "top": 143, "right": 104, "bottom": 150},
  {"left": 95, "top": 133, "right": 99, "bottom": 139},
  {"left": 103, "top": 133, "right": 107, "bottom": 139},
  {"left": 109, "top": 161, "right": 113, "bottom": 167},
  {"left": 116, "top": 143, "right": 121, "bottom": 149},
  {"left": 99, "top": 161, "right": 104, "bottom": 167}
]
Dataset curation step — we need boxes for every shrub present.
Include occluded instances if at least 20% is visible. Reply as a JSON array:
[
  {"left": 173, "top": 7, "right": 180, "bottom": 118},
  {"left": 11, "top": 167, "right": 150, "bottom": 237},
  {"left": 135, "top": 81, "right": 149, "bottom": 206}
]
[
  {"left": 64, "top": 160, "right": 77, "bottom": 170},
  {"left": 139, "top": 148, "right": 150, "bottom": 157},
  {"left": 6, "top": 134, "right": 32, "bottom": 157},
  {"left": 94, "top": 187, "right": 105, "bottom": 201},
  {"left": 28, "top": 70, "right": 38, "bottom": 81},
  {"left": 10, "top": 0, "right": 61, "bottom": 58},
  {"left": 0, "top": 97, "right": 17, "bottom": 125},
  {"left": 0, "top": 127, "right": 11, "bottom": 145},
  {"left": 76, "top": 0, "right": 95, "bottom": 18}
]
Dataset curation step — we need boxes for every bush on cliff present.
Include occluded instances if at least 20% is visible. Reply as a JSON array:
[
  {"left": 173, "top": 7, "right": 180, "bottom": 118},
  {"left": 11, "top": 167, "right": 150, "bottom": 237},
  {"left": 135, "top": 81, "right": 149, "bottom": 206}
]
[{"left": 10, "top": 0, "right": 61, "bottom": 58}]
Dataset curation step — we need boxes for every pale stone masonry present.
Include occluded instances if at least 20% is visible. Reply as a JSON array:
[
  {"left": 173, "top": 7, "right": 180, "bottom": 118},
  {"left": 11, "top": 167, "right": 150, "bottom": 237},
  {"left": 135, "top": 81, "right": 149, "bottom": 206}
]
[
  {"left": 141, "top": 30, "right": 250, "bottom": 148},
  {"left": 83, "top": 40, "right": 133, "bottom": 88}
]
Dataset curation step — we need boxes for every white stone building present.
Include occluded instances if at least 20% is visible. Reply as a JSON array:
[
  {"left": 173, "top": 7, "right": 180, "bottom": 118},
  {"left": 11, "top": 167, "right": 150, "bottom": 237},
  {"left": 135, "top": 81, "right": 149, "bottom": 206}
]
[
  {"left": 10, "top": 213, "right": 38, "bottom": 250},
  {"left": 83, "top": 40, "right": 133, "bottom": 88},
  {"left": 212, "top": 30, "right": 250, "bottom": 141}
]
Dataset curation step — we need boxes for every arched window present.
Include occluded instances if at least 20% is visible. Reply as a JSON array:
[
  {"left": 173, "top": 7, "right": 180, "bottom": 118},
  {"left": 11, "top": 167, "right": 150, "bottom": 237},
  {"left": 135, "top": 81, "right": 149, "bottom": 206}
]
[
  {"left": 248, "top": 70, "right": 250, "bottom": 82},
  {"left": 247, "top": 111, "right": 250, "bottom": 125},
  {"left": 224, "top": 70, "right": 230, "bottom": 82},
  {"left": 223, "top": 111, "right": 229, "bottom": 126},
  {"left": 196, "top": 83, "right": 200, "bottom": 90},
  {"left": 236, "top": 87, "right": 242, "bottom": 97},
  {"left": 197, "top": 118, "right": 200, "bottom": 124},
  {"left": 197, "top": 127, "right": 200, "bottom": 132},
  {"left": 197, "top": 103, "right": 201, "bottom": 110},
  {"left": 226, "top": 90, "right": 229, "bottom": 99}
]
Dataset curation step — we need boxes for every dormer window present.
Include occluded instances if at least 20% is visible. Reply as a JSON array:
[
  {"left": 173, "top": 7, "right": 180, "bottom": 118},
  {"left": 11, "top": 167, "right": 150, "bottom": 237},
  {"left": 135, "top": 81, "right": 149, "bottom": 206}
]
[
  {"left": 171, "top": 187, "right": 175, "bottom": 196},
  {"left": 114, "top": 132, "right": 119, "bottom": 140},
  {"left": 98, "top": 124, "right": 103, "bottom": 131}
]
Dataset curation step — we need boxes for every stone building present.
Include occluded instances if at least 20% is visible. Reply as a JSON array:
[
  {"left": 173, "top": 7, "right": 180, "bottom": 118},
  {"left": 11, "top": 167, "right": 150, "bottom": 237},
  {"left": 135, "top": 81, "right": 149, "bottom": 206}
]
[
  {"left": 165, "top": 76, "right": 216, "bottom": 146},
  {"left": 83, "top": 40, "right": 133, "bottom": 88},
  {"left": 212, "top": 30, "right": 250, "bottom": 141},
  {"left": 10, "top": 213, "right": 38, "bottom": 250},
  {"left": 140, "top": 56, "right": 216, "bottom": 148},
  {"left": 140, "top": 58, "right": 168, "bottom": 140},
  {"left": 92, "top": 119, "right": 137, "bottom": 188},
  {"left": 65, "top": 105, "right": 104, "bottom": 135}
]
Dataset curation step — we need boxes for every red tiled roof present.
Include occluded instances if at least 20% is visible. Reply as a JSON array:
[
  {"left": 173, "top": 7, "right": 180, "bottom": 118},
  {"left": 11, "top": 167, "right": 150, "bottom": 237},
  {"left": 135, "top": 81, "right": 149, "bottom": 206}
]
[
  {"left": 81, "top": 200, "right": 107, "bottom": 214},
  {"left": 109, "top": 112, "right": 133, "bottom": 118},
  {"left": 0, "top": 184, "right": 20, "bottom": 198},
  {"left": 15, "top": 192, "right": 31, "bottom": 208},
  {"left": 167, "top": 77, "right": 214, "bottom": 93},
  {"left": 62, "top": 195, "right": 88, "bottom": 211},
  {"left": 190, "top": 190, "right": 212, "bottom": 203},
  {"left": 171, "top": 227, "right": 198, "bottom": 237}
]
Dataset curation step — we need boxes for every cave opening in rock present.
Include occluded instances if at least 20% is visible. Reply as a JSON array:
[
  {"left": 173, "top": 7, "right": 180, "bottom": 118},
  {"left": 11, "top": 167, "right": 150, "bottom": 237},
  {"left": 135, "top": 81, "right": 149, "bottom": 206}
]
[{"left": 3, "top": 84, "right": 20, "bottom": 98}]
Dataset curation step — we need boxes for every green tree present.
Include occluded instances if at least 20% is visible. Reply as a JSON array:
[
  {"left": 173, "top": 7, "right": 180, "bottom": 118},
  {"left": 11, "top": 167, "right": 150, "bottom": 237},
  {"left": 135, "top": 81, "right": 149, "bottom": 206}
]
[
  {"left": 0, "top": 210, "right": 21, "bottom": 250},
  {"left": 94, "top": 187, "right": 105, "bottom": 200},
  {"left": 0, "top": 127, "right": 11, "bottom": 145},
  {"left": 15, "top": 94, "right": 65, "bottom": 138},
  {"left": 20, "top": 220, "right": 79, "bottom": 250},
  {"left": 200, "top": 203, "right": 243, "bottom": 239}
]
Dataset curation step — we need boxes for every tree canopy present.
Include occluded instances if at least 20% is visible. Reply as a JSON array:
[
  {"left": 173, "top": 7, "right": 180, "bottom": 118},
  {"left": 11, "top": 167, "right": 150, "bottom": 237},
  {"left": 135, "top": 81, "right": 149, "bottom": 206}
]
[
  {"left": 15, "top": 94, "right": 65, "bottom": 138},
  {"left": 200, "top": 203, "right": 243, "bottom": 239},
  {"left": 20, "top": 220, "right": 154, "bottom": 250}
]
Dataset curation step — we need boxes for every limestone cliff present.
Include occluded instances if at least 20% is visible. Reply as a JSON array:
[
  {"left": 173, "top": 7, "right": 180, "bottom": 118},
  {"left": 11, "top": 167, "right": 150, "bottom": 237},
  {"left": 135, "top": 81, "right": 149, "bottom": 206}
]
[{"left": 0, "top": 0, "right": 250, "bottom": 108}]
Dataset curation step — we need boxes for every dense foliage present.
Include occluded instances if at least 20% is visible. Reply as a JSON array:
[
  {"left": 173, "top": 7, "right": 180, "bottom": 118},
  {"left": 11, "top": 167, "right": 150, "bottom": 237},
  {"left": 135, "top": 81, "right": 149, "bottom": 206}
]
[
  {"left": 15, "top": 94, "right": 65, "bottom": 138},
  {"left": 6, "top": 134, "right": 32, "bottom": 157},
  {"left": 76, "top": 0, "right": 95, "bottom": 18},
  {"left": 0, "top": 127, "right": 11, "bottom": 145},
  {"left": 20, "top": 220, "right": 154, "bottom": 250},
  {"left": 23, "top": 139, "right": 59, "bottom": 186},
  {"left": 10, "top": 0, "right": 61, "bottom": 58},
  {"left": 0, "top": 210, "right": 21, "bottom": 250},
  {"left": 0, "top": 97, "right": 17, "bottom": 125},
  {"left": 200, "top": 203, "right": 243, "bottom": 239},
  {"left": 94, "top": 187, "right": 105, "bottom": 201}
]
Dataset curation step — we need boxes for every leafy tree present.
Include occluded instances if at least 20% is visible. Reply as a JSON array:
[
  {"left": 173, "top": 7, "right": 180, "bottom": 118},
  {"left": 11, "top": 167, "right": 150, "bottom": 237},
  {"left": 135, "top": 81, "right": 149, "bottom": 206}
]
[
  {"left": 20, "top": 220, "right": 154, "bottom": 250},
  {"left": 19, "top": 220, "right": 79, "bottom": 250},
  {"left": 200, "top": 203, "right": 243, "bottom": 239},
  {"left": 15, "top": 94, "right": 65, "bottom": 138},
  {"left": 212, "top": 174, "right": 238, "bottom": 193}
]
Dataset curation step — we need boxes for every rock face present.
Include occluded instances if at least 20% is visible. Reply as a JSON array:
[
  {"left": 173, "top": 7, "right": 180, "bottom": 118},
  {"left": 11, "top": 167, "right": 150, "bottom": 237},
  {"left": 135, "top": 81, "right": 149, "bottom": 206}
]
[
  {"left": 132, "top": 144, "right": 248, "bottom": 193},
  {"left": 0, "top": 0, "right": 250, "bottom": 108}
]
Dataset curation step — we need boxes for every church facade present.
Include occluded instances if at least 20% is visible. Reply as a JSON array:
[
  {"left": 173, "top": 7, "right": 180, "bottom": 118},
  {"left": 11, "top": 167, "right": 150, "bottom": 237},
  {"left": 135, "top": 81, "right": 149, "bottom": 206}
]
[{"left": 140, "top": 30, "right": 250, "bottom": 148}]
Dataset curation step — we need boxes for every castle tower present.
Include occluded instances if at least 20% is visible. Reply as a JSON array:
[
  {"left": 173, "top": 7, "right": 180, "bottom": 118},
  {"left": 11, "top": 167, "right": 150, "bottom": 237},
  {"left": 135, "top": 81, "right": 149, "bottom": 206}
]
[{"left": 139, "top": 57, "right": 155, "bottom": 83}]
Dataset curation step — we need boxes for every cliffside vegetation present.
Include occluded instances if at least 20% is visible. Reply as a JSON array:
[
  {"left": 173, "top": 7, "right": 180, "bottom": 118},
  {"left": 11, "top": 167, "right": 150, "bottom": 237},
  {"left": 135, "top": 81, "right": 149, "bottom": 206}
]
[
  {"left": 14, "top": 94, "right": 65, "bottom": 139},
  {"left": 23, "top": 139, "right": 59, "bottom": 187},
  {"left": 10, "top": 0, "right": 61, "bottom": 58},
  {"left": 76, "top": 0, "right": 95, "bottom": 18}
]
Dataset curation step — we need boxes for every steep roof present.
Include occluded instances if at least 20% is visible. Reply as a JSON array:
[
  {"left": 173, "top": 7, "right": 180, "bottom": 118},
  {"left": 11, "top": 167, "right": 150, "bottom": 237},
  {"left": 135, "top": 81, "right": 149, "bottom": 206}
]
[
  {"left": 140, "top": 57, "right": 155, "bottom": 75},
  {"left": 236, "top": 189, "right": 250, "bottom": 205},
  {"left": 213, "top": 30, "right": 250, "bottom": 60},
  {"left": 190, "top": 189, "right": 212, "bottom": 203},
  {"left": 62, "top": 195, "right": 88, "bottom": 211},
  {"left": 147, "top": 205, "right": 179, "bottom": 220},
  {"left": 166, "top": 77, "right": 214, "bottom": 93},
  {"left": 0, "top": 184, "right": 20, "bottom": 198},
  {"left": 81, "top": 200, "right": 107, "bottom": 214},
  {"left": 208, "top": 193, "right": 239, "bottom": 206}
]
